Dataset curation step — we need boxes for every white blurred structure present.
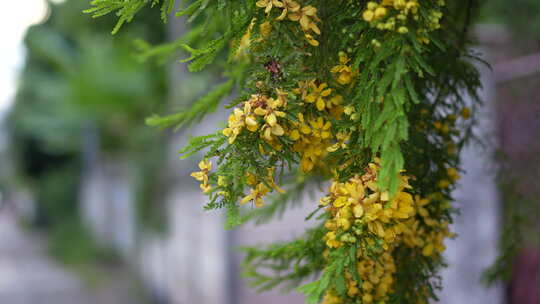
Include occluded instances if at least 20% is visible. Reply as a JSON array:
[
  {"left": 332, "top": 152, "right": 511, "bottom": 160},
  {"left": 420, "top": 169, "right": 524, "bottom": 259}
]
[
  {"left": 438, "top": 45, "right": 504, "bottom": 303},
  {"left": 80, "top": 154, "right": 137, "bottom": 257}
]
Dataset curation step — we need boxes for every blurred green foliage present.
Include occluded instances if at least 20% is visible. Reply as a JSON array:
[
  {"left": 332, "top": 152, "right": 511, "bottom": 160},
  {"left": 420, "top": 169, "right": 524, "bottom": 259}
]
[
  {"left": 7, "top": 0, "right": 169, "bottom": 271},
  {"left": 11, "top": 0, "right": 167, "bottom": 153},
  {"left": 483, "top": 0, "right": 540, "bottom": 41},
  {"left": 480, "top": 0, "right": 540, "bottom": 287}
]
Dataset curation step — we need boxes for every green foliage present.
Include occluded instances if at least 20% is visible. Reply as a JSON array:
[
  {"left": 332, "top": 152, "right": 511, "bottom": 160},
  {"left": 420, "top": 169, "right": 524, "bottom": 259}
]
[
  {"left": 482, "top": 154, "right": 530, "bottom": 285},
  {"left": 11, "top": 3, "right": 167, "bottom": 153},
  {"left": 242, "top": 224, "right": 327, "bottom": 293},
  {"left": 8, "top": 0, "right": 170, "bottom": 273},
  {"left": 297, "top": 246, "right": 358, "bottom": 304},
  {"left": 482, "top": 0, "right": 540, "bottom": 41},
  {"left": 87, "top": 0, "right": 485, "bottom": 303},
  {"left": 49, "top": 218, "right": 120, "bottom": 278},
  {"left": 146, "top": 79, "right": 233, "bottom": 129},
  {"left": 85, "top": 0, "right": 176, "bottom": 33}
]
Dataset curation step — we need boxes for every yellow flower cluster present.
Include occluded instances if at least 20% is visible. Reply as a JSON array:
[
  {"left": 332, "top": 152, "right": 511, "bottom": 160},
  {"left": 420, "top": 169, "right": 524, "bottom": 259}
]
[
  {"left": 191, "top": 163, "right": 284, "bottom": 208},
  {"left": 287, "top": 79, "right": 347, "bottom": 172},
  {"left": 461, "top": 107, "right": 471, "bottom": 119},
  {"left": 361, "top": 0, "right": 444, "bottom": 42},
  {"left": 241, "top": 167, "right": 284, "bottom": 207},
  {"left": 320, "top": 162, "right": 415, "bottom": 250},
  {"left": 290, "top": 114, "right": 333, "bottom": 172},
  {"left": 295, "top": 80, "right": 344, "bottom": 114},
  {"left": 319, "top": 160, "right": 454, "bottom": 303},
  {"left": 330, "top": 53, "right": 357, "bottom": 86},
  {"left": 256, "top": 0, "right": 321, "bottom": 46},
  {"left": 323, "top": 250, "right": 397, "bottom": 304},
  {"left": 430, "top": 108, "right": 472, "bottom": 156},
  {"left": 305, "top": 82, "right": 332, "bottom": 111},
  {"left": 219, "top": 76, "right": 349, "bottom": 177},
  {"left": 222, "top": 92, "right": 287, "bottom": 146},
  {"left": 191, "top": 159, "right": 212, "bottom": 193},
  {"left": 401, "top": 194, "right": 454, "bottom": 258}
]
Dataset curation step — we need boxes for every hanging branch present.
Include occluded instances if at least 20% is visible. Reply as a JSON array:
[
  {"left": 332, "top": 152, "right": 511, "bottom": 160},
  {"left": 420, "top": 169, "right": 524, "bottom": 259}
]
[{"left": 86, "top": 1, "right": 483, "bottom": 303}]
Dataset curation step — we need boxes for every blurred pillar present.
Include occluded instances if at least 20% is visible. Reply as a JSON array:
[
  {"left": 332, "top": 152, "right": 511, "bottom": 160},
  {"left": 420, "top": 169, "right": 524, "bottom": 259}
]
[
  {"left": 137, "top": 10, "right": 229, "bottom": 304},
  {"left": 438, "top": 27, "right": 505, "bottom": 304},
  {"left": 485, "top": 24, "right": 540, "bottom": 304},
  {"left": 79, "top": 126, "right": 136, "bottom": 257}
]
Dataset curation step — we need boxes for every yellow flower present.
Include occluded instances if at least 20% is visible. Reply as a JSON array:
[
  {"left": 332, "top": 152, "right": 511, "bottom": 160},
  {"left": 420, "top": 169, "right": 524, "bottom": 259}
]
[
  {"left": 374, "top": 7, "right": 387, "bottom": 19},
  {"left": 337, "top": 218, "right": 351, "bottom": 230},
  {"left": 347, "top": 284, "right": 359, "bottom": 297},
  {"left": 406, "top": 1, "right": 418, "bottom": 11},
  {"left": 256, "top": 0, "right": 283, "bottom": 14},
  {"left": 234, "top": 19, "right": 256, "bottom": 59},
  {"left": 367, "top": 2, "right": 378, "bottom": 10},
  {"left": 217, "top": 175, "right": 226, "bottom": 186},
  {"left": 304, "top": 33, "right": 319, "bottom": 46},
  {"left": 322, "top": 292, "right": 342, "bottom": 304},
  {"left": 309, "top": 117, "right": 332, "bottom": 139},
  {"left": 293, "top": 80, "right": 311, "bottom": 100},
  {"left": 446, "top": 167, "right": 460, "bottom": 182},
  {"left": 289, "top": 129, "right": 300, "bottom": 140},
  {"left": 393, "top": 0, "right": 407, "bottom": 9},
  {"left": 246, "top": 172, "right": 258, "bottom": 186},
  {"left": 289, "top": 113, "right": 334, "bottom": 172},
  {"left": 362, "top": 2, "right": 388, "bottom": 23},
  {"left": 241, "top": 183, "right": 270, "bottom": 207},
  {"left": 262, "top": 125, "right": 284, "bottom": 141},
  {"left": 398, "top": 26, "right": 409, "bottom": 34},
  {"left": 324, "top": 231, "right": 342, "bottom": 248},
  {"left": 235, "top": 31, "right": 251, "bottom": 59},
  {"left": 344, "top": 105, "right": 355, "bottom": 116},
  {"left": 392, "top": 191, "right": 414, "bottom": 218},
  {"left": 422, "top": 243, "right": 434, "bottom": 256},
  {"left": 327, "top": 131, "right": 349, "bottom": 152},
  {"left": 461, "top": 107, "right": 471, "bottom": 119},
  {"left": 260, "top": 21, "right": 272, "bottom": 37},
  {"left": 275, "top": 88, "right": 288, "bottom": 106},
  {"left": 223, "top": 94, "right": 291, "bottom": 143},
  {"left": 191, "top": 159, "right": 213, "bottom": 193},
  {"left": 438, "top": 179, "right": 450, "bottom": 189},
  {"left": 198, "top": 159, "right": 212, "bottom": 172},
  {"left": 331, "top": 54, "right": 356, "bottom": 85},
  {"left": 253, "top": 96, "right": 286, "bottom": 142},
  {"left": 298, "top": 114, "right": 312, "bottom": 134},
  {"left": 190, "top": 159, "right": 212, "bottom": 184},
  {"left": 245, "top": 114, "right": 259, "bottom": 132},
  {"left": 276, "top": 0, "right": 300, "bottom": 21},
  {"left": 288, "top": 5, "right": 321, "bottom": 34},
  {"left": 299, "top": 142, "right": 326, "bottom": 172},
  {"left": 200, "top": 183, "right": 212, "bottom": 193},
  {"left": 266, "top": 167, "right": 285, "bottom": 193},
  {"left": 362, "top": 293, "right": 373, "bottom": 303},
  {"left": 305, "top": 82, "right": 332, "bottom": 111},
  {"left": 362, "top": 10, "right": 375, "bottom": 22},
  {"left": 328, "top": 95, "right": 343, "bottom": 109}
]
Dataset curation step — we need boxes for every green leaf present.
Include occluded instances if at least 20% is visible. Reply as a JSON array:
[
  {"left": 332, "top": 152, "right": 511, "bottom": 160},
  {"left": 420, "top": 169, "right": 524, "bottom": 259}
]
[
  {"left": 404, "top": 76, "right": 420, "bottom": 104},
  {"left": 225, "top": 203, "right": 242, "bottom": 229},
  {"left": 175, "top": 0, "right": 203, "bottom": 17},
  {"left": 145, "top": 79, "right": 233, "bottom": 129}
]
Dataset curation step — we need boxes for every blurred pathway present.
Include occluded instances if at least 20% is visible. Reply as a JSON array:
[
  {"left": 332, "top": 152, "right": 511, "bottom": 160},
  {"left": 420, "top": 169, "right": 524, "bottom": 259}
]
[{"left": 0, "top": 208, "right": 139, "bottom": 304}]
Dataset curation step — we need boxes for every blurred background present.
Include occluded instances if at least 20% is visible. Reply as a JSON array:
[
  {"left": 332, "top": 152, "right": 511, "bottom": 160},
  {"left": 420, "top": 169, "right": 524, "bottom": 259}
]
[{"left": 0, "top": 0, "right": 539, "bottom": 303}]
